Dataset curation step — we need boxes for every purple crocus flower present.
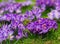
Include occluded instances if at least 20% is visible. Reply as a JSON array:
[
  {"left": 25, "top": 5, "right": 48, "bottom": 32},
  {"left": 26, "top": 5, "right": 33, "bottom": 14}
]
[
  {"left": 16, "top": 23, "right": 27, "bottom": 39},
  {"left": 0, "top": 24, "right": 14, "bottom": 42},
  {"left": 16, "top": 30, "right": 24, "bottom": 39},
  {"left": 10, "top": 20, "right": 19, "bottom": 29},
  {"left": 25, "top": 6, "right": 43, "bottom": 20},
  {"left": 32, "top": 6, "right": 42, "bottom": 19},
  {"left": 25, "top": 11, "right": 35, "bottom": 21},
  {"left": 0, "top": 13, "right": 15, "bottom": 21},
  {"left": 16, "top": 29, "right": 28, "bottom": 39},
  {"left": 0, "top": 14, "right": 11, "bottom": 21},
  {"left": 26, "top": 18, "right": 58, "bottom": 34}
]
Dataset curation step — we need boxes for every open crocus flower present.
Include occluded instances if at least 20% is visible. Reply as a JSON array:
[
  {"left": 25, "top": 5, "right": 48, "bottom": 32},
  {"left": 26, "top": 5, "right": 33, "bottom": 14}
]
[
  {"left": 25, "top": 11, "right": 35, "bottom": 21},
  {"left": 47, "top": 10, "right": 60, "bottom": 19},
  {"left": 0, "top": 24, "right": 14, "bottom": 42},
  {"left": 32, "top": 6, "right": 42, "bottom": 19},
  {"left": 16, "top": 23, "right": 28, "bottom": 40},
  {"left": 25, "top": 6, "right": 43, "bottom": 20},
  {"left": 26, "top": 18, "right": 58, "bottom": 34}
]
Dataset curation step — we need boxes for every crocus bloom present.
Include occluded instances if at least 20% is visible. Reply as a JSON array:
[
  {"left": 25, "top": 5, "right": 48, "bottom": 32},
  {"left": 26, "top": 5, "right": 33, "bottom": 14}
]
[
  {"left": 25, "top": 11, "right": 35, "bottom": 21},
  {"left": 32, "top": 6, "right": 42, "bottom": 19},
  {"left": 26, "top": 18, "right": 58, "bottom": 34},
  {"left": 0, "top": 24, "right": 14, "bottom": 42}
]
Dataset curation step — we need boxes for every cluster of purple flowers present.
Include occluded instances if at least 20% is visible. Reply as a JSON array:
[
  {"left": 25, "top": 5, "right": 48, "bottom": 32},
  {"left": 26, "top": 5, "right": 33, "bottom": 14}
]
[
  {"left": 0, "top": 0, "right": 32, "bottom": 14},
  {"left": 0, "top": 0, "right": 58, "bottom": 42},
  {"left": 0, "top": 0, "right": 32, "bottom": 42},
  {"left": 0, "top": 13, "right": 28, "bottom": 40},
  {"left": 0, "top": 2, "right": 22, "bottom": 14},
  {"left": 36, "top": 0, "right": 60, "bottom": 7},
  {"left": 36, "top": 0, "right": 60, "bottom": 20},
  {"left": 26, "top": 18, "right": 57, "bottom": 34}
]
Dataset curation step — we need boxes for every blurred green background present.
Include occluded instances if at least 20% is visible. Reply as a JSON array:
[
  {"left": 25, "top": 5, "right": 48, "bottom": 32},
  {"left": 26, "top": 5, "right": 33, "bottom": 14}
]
[{"left": 1, "top": 0, "right": 60, "bottom": 44}]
